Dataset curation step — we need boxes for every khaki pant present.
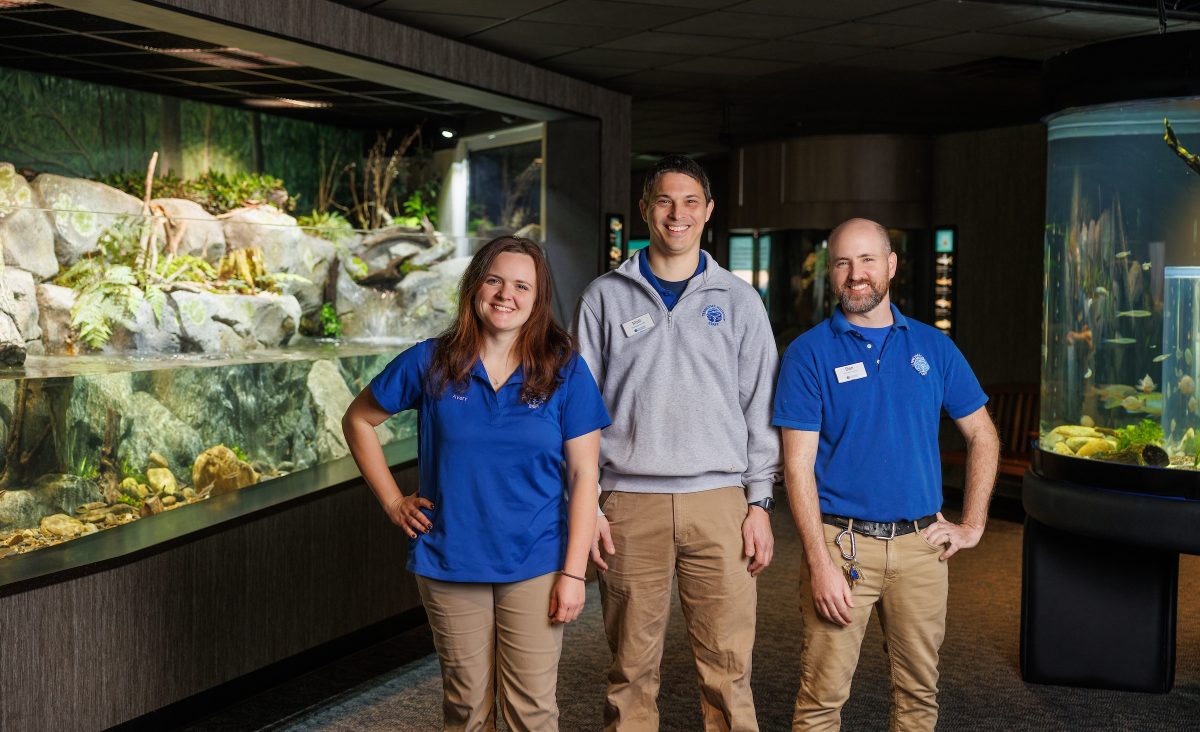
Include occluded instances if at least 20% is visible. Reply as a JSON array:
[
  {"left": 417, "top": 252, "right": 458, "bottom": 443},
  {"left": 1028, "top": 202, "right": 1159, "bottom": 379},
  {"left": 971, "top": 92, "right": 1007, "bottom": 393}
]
[
  {"left": 598, "top": 487, "right": 758, "bottom": 732},
  {"left": 793, "top": 523, "right": 948, "bottom": 732},
  {"left": 417, "top": 572, "right": 563, "bottom": 732}
]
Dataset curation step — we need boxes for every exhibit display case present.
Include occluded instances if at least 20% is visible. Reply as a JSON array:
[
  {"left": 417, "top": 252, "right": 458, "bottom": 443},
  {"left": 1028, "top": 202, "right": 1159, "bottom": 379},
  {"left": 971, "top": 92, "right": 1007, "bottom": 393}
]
[
  {"left": 1022, "top": 29, "right": 1200, "bottom": 693},
  {"left": 1037, "top": 97, "right": 1200, "bottom": 487}
]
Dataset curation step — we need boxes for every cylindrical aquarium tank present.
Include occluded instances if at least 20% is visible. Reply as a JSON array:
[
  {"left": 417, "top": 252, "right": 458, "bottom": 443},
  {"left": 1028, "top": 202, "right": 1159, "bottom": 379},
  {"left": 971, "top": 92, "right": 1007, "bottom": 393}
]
[{"left": 1040, "top": 97, "right": 1200, "bottom": 481}]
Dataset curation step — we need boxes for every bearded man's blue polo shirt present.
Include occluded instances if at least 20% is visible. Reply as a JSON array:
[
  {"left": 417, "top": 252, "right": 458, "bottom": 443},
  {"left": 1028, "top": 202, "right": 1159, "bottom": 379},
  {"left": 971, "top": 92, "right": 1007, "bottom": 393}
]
[
  {"left": 773, "top": 305, "right": 987, "bottom": 522},
  {"left": 369, "top": 339, "right": 611, "bottom": 582}
]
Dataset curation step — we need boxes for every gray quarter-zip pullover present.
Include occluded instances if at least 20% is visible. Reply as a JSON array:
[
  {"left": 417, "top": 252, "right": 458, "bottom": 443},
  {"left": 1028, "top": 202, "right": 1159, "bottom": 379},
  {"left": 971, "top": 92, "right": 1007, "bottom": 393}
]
[{"left": 573, "top": 250, "right": 781, "bottom": 502}]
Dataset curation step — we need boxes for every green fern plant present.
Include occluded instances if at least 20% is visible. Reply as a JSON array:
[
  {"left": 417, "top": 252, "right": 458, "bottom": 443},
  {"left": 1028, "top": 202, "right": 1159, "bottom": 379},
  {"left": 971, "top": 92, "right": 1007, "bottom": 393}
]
[
  {"left": 297, "top": 210, "right": 355, "bottom": 243},
  {"left": 70, "top": 265, "right": 145, "bottom": 349},
  {"left": 319, "top": 303, "right": 343, "bottom": 338}
]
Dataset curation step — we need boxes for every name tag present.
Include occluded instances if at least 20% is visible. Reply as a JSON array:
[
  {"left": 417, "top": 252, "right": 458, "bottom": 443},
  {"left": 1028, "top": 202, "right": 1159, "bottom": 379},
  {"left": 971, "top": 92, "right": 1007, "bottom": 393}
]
[
  {"left": 835, "top": 362, "right": 867, "bottom": 384},
  {"left": 621, "top": 313, "right": 655, "bottom": 337}
]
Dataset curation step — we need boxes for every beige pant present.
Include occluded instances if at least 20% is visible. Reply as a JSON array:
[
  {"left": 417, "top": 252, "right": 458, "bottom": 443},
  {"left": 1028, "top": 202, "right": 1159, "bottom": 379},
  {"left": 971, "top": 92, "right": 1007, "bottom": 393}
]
[
  {"left": 598, "top": 487, "right": 758, "bottom": 732},
  {"left": 793, "top": 523, "right": 948, "bottom": 732},
  {"left": 417, "top": 572, "right": 563, "bottom": 732}
]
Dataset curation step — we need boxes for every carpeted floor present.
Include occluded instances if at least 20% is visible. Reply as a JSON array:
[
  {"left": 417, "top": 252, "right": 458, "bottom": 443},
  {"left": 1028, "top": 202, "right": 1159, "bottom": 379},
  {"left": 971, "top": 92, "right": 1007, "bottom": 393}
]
[{"left": 186, "top": 506, "right": 1200, "bottom": 731}]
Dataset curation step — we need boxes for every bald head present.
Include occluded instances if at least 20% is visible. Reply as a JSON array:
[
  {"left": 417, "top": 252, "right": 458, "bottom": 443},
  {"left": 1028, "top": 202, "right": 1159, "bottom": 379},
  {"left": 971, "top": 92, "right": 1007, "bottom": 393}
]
[
  {"left": 829, "top": 218, "right": 891, "bottom": 255},
  {"left": 827, "top": 217, "right": 897, "bottom": 319}
]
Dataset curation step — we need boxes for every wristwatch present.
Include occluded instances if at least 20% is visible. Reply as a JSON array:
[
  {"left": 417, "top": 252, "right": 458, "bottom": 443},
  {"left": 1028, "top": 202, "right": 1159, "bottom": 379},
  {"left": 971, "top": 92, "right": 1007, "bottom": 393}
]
[{"left": 748, "top": 497, "right": 775, "bottom": 515}]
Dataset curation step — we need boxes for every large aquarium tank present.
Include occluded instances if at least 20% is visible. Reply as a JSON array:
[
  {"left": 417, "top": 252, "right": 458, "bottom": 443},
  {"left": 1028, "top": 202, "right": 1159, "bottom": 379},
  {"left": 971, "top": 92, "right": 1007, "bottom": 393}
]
[{"left": 1040, "top": 98, "right": 1200, "bottom": 474}]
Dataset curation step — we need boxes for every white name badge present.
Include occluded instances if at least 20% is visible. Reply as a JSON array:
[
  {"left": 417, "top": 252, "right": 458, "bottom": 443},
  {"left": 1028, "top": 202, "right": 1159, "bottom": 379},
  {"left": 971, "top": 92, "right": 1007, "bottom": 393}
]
[
  {"left": 621, "top": 313, "right": 655, "bottom": 337},
  {"left": 835, "top": 362, "right": 868, "bottom": 384}
]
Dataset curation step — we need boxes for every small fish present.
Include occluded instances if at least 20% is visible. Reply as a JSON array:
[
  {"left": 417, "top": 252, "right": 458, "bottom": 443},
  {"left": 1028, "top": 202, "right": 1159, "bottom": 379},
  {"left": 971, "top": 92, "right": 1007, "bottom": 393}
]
[
  {"left": 1138, "top": 374, "right": 1156, "bottom": 393},
  {"left": 1095, "top": 286, "right": 1109, "bottom": 295},
  {"left": 935, "top": 298, "right": 952, "bottom": 309},
  {"left": 1154, "top": 354, "right": 1170, "bottom": 363},
  {"left": 1116, "top": 251, "right": 1131, "bottom": 258},
  {"left": 1187, "top": 348, "right": 1194, "bottom": 366},
  {"left": 1120, "top": 395, "right": 1144, "bottom": 412},
  {"left": 1103, "top": 337, "right": 1136, "bottom": 344},
  {"left": 1143, "top": 262, "right": 1152, "bottom": 271},
  {"left": 936, "top": 254, "right": 953, "bottom": 266},
  {"left": 1084, "top": 368, "right": 1093, "bottom": 379},
  {"left": 1117, "top": 310, "right": 1152, "bottom": 318},
  {"left": 934, "top": 319, "right": 952, "bottom": 330},
  {"left": 935, "top": 277, "right": 952, "bottom": 286}
]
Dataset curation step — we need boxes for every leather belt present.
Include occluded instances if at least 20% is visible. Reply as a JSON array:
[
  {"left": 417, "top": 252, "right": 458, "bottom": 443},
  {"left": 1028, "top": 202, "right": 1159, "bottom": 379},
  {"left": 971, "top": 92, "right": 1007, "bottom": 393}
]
[{"left": 822, "top": 513, "right": 938, "bottom": 540}]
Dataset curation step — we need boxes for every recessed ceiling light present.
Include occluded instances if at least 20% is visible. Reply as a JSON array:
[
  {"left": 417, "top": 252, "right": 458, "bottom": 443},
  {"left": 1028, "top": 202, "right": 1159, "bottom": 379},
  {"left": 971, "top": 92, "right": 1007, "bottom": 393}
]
[
  {"left": 439, "top": 127, "right": 456, "bottom": 139},
  {"left": 146, "top": 47, "right": 300, "bottom": 70},
  {"left": 243, "top": 97, "right": 332, "bottom": 109}
]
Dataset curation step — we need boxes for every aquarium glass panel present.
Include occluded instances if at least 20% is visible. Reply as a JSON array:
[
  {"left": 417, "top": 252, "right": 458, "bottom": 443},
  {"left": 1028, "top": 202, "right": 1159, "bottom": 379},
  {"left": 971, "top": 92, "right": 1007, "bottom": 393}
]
[{"left": 1040, "top": 98, "right": 1200, "bottom": 469}]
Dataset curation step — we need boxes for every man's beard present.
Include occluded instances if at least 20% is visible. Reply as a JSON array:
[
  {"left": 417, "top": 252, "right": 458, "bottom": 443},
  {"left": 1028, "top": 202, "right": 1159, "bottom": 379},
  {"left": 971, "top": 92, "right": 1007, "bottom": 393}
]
[{"left": 837, "top": 277, "right": 888, "bottom": 314}]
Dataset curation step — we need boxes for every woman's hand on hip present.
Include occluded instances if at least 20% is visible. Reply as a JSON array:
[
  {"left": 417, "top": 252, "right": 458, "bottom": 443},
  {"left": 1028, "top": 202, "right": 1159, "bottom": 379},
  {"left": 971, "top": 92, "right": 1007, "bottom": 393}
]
[
  {"left": 387, "top": 494, "right": 434, "bottom": 538},
  {"left": 548, "top": 573, "right": 586, "bottom": 624}
]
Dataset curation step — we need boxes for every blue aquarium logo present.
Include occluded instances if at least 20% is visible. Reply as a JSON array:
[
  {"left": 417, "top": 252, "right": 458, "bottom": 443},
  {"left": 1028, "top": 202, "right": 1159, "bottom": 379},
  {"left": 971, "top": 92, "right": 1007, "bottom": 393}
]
[
  {"left": 702, "top": 304, "right": 725, "bottom": 326},
  {"left": 910, "top": 354, "right": 930, "bottom": 376}
]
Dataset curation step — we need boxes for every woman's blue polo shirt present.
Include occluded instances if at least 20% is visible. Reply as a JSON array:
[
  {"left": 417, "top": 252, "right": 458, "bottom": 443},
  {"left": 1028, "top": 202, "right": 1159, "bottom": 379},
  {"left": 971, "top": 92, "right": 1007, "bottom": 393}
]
[
  {"left": 773, "top": 305, "right": 987, "bottom": 522},
  {"left": 369, "top": 339, "right": 611, "bottom": 583}
]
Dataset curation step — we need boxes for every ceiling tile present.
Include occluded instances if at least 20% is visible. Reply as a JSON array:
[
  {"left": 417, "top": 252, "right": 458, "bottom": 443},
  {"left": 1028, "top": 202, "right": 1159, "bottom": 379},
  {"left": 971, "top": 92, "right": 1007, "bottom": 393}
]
[
  {"left": 373, "top": 11, "right": 499, "bottom": 38},
  {"left": 727, "top": 0, "right": 931, "bottom": 21},
  {"left": 787, "top": 21, "right": 954, "bottom": 47},
  {"left": 662, "top": 11, "right": 829, "bottom": 39},
  {"left": 598, "top": 31, "right": 756, "bottom": 55},
  {"left": 867, "top": 0, "right": 1066, "bottom": 31},
  {"left": 658, "top": 55, "right": 799, "bottom": 76},
  {"left": 831, "top": 47, "right": 980, "bottom": 71},
  {"left": 466, "top": 20, "right": 633, "bottom": 48},
  {"left": 719, "top": 41, "right": 864, "bottom": 64},
  {"left": 525, "top": 0, "right": 703, "bottom": 29},
  {"left": 549, "top": 64, "right": 635, "bottom": 81},
  {"left": 990, "top": 10, "right": 1170, "bottom": 41},
  {"left": 542, "top": 47, "right": 691, "bottom": 69},
  {"left": 906, "top": 30, "right": 1072, "bottom": 58},
  {"left": 361, "top": 0, "right": 558, "bottom": 20}
]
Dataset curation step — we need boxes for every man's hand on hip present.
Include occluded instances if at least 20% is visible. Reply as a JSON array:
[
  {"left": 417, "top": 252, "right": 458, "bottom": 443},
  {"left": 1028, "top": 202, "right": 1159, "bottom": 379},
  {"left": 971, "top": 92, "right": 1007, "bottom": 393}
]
[
  {"left": 921, "top": 511, "right": 984, "bottom": 561},
  {"left": 742, "top": 505, "right": 774, "bottom": 576}
]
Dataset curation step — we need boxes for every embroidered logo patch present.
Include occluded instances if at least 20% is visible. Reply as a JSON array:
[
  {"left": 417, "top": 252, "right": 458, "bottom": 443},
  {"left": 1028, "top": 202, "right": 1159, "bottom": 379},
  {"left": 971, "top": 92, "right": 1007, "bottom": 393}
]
[
  {"left": 701, "top": 304, "right": 725, "bottom": 326},
  {"left": 911, "top": 354, "right": 930, "bottom": 376}
]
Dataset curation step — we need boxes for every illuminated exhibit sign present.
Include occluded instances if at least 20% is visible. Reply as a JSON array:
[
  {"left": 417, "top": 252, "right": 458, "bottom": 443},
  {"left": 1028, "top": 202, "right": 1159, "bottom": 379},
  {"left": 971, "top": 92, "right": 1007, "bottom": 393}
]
[
  {"left": 934, "top": 227, "right": 955, "bottom": 338},
  {"left": 606, "top": 213, "right": 624, "bottom": 270}
]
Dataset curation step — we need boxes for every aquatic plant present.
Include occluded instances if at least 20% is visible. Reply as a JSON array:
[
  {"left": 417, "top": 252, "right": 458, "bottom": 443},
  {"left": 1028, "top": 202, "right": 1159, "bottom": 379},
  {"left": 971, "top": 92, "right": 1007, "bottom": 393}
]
[
  {"left": 71, "top": 456, "right": 100, "bottom": 480},
  {"left": 297, "top": 209, "right": 355, "bottom": 243},
  {"left": 116, "top": 494, "right": 141, "bottom": 508},
  {"left": 319, "top": 303, "right": 343, "bottom": 338},
  {"left": 1114, "top": 419, "right": 1164, "bottom": 451},
  {"left": 229, "top": 445, "right": 249, "bottom": 462}
]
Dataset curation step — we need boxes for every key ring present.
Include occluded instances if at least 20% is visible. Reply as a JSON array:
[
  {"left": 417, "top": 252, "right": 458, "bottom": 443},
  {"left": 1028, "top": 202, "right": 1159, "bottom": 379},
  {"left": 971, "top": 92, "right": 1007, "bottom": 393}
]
[{"left": 835, "top": 526, "right": 857, "bottom": 562}]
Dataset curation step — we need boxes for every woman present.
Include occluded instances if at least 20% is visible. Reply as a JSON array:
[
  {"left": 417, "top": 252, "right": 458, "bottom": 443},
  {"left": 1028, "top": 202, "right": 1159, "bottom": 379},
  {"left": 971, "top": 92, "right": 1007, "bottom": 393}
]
[{"left": 342, "top": 236, "right": 609, "bottom": 731}]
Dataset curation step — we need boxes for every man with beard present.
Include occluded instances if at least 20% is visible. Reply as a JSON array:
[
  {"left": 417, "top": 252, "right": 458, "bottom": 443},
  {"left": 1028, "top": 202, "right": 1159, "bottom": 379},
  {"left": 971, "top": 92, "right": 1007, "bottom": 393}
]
[{"left": 773, "top": 218, "right": 998, "bottom": 731}]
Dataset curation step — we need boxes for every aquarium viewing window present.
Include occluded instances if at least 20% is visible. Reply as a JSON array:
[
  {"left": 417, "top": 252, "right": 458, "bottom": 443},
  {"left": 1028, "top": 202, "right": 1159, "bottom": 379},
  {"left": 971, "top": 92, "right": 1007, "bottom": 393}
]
[{"left": 1039, "top": 97, "right": 1200, "bottom": 474}]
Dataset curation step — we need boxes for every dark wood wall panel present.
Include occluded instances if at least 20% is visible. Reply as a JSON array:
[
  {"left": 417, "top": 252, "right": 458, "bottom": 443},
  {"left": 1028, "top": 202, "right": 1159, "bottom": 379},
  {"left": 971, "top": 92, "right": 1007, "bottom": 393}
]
[
  {"left": 932, "top": 124, "right": 1046, "bottom": 387},
  {"left": 0, "top": 467, "right": 421, "bottom": 731}
]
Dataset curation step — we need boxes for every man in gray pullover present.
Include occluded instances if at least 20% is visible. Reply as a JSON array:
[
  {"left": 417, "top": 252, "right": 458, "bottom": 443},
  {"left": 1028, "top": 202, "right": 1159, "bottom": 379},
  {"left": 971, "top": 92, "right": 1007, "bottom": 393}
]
[{"left": 574, "top": 155, "right": 781, "bottom": 731}]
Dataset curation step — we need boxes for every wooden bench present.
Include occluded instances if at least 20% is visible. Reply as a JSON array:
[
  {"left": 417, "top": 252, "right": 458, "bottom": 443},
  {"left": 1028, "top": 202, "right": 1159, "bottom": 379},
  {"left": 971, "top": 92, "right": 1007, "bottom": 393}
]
[{"left": 942, "top": 383, "right": 1040, "bottom": 484}]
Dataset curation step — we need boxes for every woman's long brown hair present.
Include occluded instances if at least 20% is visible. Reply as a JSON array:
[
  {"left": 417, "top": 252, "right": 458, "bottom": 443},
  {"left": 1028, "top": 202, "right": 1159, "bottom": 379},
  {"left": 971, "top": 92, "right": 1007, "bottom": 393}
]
[{"left": 426, "top": 236, "right": 573, "bottom": 403}]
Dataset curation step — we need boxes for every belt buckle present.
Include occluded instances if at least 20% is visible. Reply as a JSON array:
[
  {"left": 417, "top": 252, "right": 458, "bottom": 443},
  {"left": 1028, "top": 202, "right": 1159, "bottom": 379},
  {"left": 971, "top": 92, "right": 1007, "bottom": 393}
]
[{"left": 875, "top": 521, "right": 897, "bottom": 541}]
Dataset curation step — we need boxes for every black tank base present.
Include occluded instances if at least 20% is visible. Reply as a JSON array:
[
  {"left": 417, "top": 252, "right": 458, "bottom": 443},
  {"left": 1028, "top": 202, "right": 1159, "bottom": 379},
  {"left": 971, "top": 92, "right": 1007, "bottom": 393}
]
[{"left": 1019, "top": 466, "right": 1190, "bottom": 694}]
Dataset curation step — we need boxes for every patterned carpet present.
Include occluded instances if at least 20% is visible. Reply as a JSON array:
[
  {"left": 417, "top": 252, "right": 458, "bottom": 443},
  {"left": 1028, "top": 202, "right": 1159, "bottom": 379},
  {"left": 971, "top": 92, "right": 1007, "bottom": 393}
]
[{"left": 187, "top": 505, "right": 1200, "bottom": 731}]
